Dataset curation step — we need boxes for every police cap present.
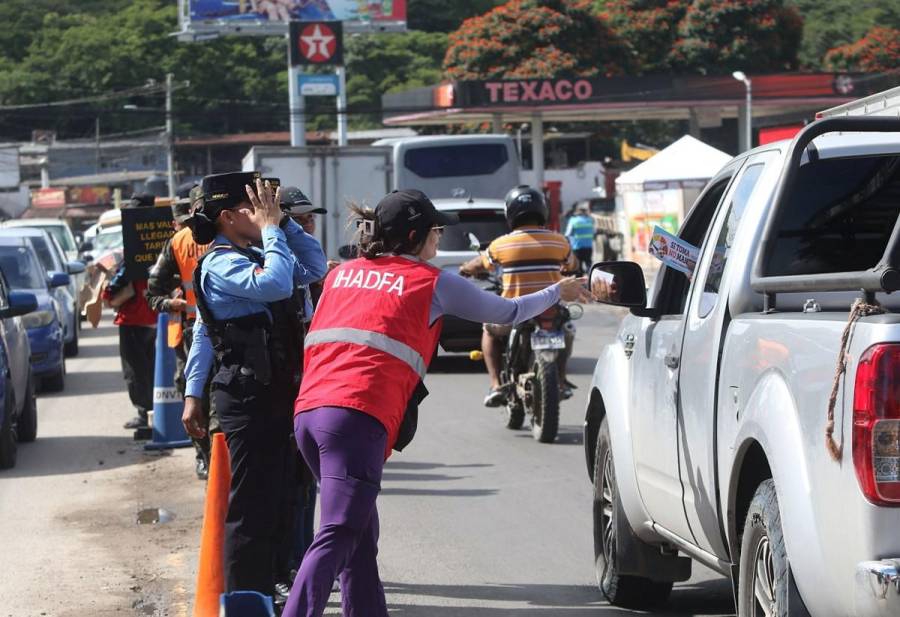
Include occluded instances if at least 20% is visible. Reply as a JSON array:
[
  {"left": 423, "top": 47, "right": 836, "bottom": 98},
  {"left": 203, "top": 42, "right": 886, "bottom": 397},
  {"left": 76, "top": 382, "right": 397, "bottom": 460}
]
[{"left": 282, "top": 186, "right": 326, "bottom": 215}]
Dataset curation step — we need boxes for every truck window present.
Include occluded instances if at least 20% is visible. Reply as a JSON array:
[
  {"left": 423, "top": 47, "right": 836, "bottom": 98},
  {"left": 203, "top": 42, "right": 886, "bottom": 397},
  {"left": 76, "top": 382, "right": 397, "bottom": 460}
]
[
  {"left": 404, "top": 144, "right": 510, "bottom": 178},
  {"left": 654, "top": 177, "right": 731, "bottom": 316},
  {"left": 438, "top": 210, "right": 508, "bottom": 252},
  {"left": 699, "top": 163, "right": 767, "bottom": 317},
  {"left": 764, "top": 155, "right": 900, "bottom": 276}
]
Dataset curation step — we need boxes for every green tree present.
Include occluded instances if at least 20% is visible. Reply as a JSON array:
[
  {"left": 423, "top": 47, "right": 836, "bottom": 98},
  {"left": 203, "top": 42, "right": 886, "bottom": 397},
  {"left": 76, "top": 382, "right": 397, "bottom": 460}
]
[
  {"left": 669, "top": 0, "right": 803, "bottom": 74},
  {"left": 345, "top": 30, "right": 448, "bottom": 129},
  {"left": 598, "top": 0, "right": 689, "bottom": 73},
  {"left": 444, "top": 0, "right": 630, "bottom": 80},
  {"left": 824, "top": 26, "right": 900, "bottom": 72},
  {"left": 407, "top": 0, "right": 503, "bottom": 32},
  {"left": 792, "top": 0, "right": 900, "bottom": 69}
]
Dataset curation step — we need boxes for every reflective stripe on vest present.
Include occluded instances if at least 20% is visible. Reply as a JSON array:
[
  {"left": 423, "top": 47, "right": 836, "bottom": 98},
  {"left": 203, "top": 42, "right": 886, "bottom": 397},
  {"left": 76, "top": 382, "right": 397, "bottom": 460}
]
[{"left": 305, "top": 326, "right": 427, "bottom": 379}]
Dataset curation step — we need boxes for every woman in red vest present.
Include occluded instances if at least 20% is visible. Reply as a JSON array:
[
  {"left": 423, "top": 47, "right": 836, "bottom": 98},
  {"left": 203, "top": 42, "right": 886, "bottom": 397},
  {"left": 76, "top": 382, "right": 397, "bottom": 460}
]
[{"left": 282, "top": 189, "right": 589, "bottom": 617}]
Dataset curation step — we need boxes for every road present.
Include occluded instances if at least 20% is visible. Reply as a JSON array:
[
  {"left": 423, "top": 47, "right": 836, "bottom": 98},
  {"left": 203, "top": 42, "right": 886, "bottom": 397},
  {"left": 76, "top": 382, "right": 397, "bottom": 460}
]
[{"left": 0, "top": 309, "right": 735, "bottom": 616}]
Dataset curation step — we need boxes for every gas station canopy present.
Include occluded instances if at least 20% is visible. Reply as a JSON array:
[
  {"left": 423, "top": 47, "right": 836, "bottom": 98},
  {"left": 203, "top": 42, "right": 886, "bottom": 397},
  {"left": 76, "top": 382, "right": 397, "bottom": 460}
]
[{"left": 383, "top": 73, "right": 895, "bottom": 127}]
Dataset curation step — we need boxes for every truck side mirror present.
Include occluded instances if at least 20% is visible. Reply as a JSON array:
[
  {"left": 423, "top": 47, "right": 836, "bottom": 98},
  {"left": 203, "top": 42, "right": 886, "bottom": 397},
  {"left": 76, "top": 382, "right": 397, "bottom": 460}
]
[
  {"left": 48, "top": 272, "right": 71, "bottom": 288},
  {"left": 590, "top": 262, "right": 654, "bottom": 316}
]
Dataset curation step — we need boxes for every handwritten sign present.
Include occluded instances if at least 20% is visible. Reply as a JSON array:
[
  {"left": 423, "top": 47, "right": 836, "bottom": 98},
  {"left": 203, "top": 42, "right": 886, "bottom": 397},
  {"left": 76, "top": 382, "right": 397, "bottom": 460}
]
[{"left": 121, "top": 206, "right": 174, "bottom": 279}]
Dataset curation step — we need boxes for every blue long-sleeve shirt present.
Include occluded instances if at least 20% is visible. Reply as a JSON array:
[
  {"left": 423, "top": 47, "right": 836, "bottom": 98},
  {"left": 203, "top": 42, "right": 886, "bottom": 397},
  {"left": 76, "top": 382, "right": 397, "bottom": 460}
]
[{"left": 184, "top": 220, "right": 326, "bottom": 397}]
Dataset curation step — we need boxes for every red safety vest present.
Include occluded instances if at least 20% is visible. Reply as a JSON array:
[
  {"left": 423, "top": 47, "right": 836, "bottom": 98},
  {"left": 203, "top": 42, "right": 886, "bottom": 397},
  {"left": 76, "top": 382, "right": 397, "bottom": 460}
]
[{"left": 295, "top": 255, "right": 443, "bottom": 456}]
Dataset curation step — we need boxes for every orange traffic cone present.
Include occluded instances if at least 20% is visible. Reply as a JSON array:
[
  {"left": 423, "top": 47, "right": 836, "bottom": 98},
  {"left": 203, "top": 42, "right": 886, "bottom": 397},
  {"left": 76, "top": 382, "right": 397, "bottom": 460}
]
[{"left": 193, "top": 432, "right": 231, "bottom": 617}]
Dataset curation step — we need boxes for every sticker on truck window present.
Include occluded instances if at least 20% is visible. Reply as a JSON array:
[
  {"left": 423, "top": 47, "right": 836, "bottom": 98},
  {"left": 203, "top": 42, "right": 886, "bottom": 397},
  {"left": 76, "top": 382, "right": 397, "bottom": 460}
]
[{"left": 648, "top": 226, "right": 699, "bottom": 276}]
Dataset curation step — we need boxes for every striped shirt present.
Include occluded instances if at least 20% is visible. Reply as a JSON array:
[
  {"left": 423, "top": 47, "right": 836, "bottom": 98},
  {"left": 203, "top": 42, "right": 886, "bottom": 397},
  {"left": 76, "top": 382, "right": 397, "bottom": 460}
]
[{"left": 481, "top": 226, "right": 577, "bottom": 298}]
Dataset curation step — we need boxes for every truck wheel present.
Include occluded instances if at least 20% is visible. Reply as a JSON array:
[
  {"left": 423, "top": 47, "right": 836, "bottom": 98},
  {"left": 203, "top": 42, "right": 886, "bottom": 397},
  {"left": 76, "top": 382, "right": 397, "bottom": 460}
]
[
  {"left": 531, "top": 360, "right": 559, "bottom": 443},
  {"left": 0, "top": 387, "right": 17, "bottom": 469},
  {"left": 738, "top": 479, "right": 793, "bottom": 617},
  {"left": 593, "top": 417, "right": 672, "bottom": 608},
  {"left": 17, "top": 375, "right": 37, "bottom": 443}
]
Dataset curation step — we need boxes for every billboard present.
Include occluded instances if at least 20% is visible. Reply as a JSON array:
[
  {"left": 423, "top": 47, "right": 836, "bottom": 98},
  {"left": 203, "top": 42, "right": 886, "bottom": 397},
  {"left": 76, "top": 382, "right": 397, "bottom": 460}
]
[{"left": 181, "top": 0, "right": 406, "bottom": 36}]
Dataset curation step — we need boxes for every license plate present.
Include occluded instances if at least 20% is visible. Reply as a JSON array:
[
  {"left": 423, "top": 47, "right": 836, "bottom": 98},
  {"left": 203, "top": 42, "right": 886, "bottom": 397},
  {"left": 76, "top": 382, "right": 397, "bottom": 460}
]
[{"left": 531, "top": 330, "right": 566, "bottom": 350}]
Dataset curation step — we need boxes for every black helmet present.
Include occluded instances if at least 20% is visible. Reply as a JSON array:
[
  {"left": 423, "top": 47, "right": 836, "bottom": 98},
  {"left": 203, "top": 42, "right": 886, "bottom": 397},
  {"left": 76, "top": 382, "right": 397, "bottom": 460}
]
[{"left": 504, "top": 185, "right": 548, "bottom": 228}]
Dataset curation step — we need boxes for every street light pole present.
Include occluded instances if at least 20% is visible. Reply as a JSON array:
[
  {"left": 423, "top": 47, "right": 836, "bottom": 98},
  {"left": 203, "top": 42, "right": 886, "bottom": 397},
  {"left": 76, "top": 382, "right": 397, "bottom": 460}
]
[
  {"left": 165, "top": 72, "right": 175, "bottom": 199},
  {"left": 732, "top": 71, "right": 752, "bottom": 152}
]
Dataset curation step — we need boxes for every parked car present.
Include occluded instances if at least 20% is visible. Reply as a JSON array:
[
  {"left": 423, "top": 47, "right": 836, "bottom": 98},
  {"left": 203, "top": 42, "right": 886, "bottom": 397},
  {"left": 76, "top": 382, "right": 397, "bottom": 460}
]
[
  {"left": 2, "top": 218, "right": 84, "bottom": 310},
  {"left": 80, "top": 224, "right": 123, "bottom": 263},
  {"left": 583, "top": 117, "right": 900, "bottom": 617},
  {"left": 431, "top": 198, "right": 509, "bottom": 354},
  {"left": 0, "top": 229, "right": 85, "bottom": 356},
  {"left": 0, "top": 238, "right": 68, "bottom": 392},
  {"left": 0, "top": 273, "right": 37, "bottom": 470}
]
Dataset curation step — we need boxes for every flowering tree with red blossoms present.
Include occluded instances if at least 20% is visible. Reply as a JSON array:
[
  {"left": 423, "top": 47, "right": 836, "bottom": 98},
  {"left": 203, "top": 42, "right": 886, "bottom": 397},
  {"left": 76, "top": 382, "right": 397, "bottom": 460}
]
[
  {"left": 443, "top": 0, "right": 631, "bottom": 80},
  {"left": 668, "top": 0, "right": 803, "bottom": 74},
  {"left": 824, "top": 26, "right": 900, "bottom": 72}
]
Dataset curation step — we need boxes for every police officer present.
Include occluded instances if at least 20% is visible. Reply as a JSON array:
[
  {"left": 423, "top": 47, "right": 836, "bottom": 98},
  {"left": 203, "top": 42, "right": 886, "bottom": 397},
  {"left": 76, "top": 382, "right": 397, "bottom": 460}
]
[{"left": 182, "top": 172, "right": 327, "bottom": 597}]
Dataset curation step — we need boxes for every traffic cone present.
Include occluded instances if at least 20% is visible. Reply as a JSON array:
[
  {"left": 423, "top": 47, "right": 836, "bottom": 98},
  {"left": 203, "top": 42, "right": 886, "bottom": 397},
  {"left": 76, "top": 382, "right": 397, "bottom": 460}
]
[
  {"left": 145, "top": 312, "right": 191, "bottom": 450},
  {"left": 194, "top": 432, "right": 231, "bottom": 617}
]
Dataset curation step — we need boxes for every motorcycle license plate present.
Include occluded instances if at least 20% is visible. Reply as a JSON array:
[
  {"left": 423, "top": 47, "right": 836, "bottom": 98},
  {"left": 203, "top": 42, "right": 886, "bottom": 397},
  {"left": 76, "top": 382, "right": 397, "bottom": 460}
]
[{"left": 531, "top": 330, "right": 566, "bottom": 350}]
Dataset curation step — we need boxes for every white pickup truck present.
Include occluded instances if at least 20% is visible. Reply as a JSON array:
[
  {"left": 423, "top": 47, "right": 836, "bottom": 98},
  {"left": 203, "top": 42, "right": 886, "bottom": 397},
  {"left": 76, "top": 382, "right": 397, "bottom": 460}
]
[{"left": 584, "top": 116, "right": 900, "bottom": 617}]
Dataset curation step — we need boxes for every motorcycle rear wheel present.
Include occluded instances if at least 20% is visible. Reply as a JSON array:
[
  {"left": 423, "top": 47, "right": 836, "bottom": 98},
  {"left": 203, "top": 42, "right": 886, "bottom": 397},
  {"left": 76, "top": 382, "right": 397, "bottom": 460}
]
[{"left": 531, "top": 359, "right": 560, "bottom": 443}]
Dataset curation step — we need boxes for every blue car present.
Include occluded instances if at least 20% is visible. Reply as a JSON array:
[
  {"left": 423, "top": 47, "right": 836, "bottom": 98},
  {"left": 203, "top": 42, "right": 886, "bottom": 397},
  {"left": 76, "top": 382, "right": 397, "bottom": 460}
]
[
  {"left": 0, "top": 238, "right": 69, "bottom": 392},
  {"left": 0, "top": 271, "right": 38, "bottom": 469},
  {"left": 0, "top": 228, "right": 85, "bottom": 357}
]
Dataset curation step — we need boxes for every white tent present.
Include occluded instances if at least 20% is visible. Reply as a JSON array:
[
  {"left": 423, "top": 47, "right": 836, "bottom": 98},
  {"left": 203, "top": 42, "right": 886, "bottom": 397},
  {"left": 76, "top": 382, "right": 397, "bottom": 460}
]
[
  {"left": 615, "top": 135, "right": 731, "bottom": 192},
  {"left": 614, "top": 135, "right": 731, "bottom": 257}
]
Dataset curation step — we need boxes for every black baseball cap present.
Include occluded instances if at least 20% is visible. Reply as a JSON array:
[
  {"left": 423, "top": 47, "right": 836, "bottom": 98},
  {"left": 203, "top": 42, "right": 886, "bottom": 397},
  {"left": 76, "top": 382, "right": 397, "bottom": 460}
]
[
  {"left": 283, "top": 186, "right": 326, "bottom": 215},
  {"left": 375, "top": 190, "right": 458, "bottom": 240},
  {"left": 199, "top": 171, "right": 280, "bottom": 218}
]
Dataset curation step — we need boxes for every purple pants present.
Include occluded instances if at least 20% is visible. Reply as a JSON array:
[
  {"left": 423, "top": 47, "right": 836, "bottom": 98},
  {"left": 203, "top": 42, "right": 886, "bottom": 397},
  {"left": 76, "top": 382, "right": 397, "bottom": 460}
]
[{"left": 283, "top": 406, "right": 389, "bottom": 617}]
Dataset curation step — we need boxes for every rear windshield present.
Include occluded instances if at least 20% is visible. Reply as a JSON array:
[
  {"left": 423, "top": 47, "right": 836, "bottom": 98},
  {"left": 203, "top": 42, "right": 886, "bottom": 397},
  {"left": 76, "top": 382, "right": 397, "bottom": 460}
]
[
  {"left": 404, "top": 144, "right": 509, "bottom": 179},
  {"left": 439, "top": 210, "right": 508, "bottom": 251},
  {"left": 0, "top": 246, "right": 46, "bottom": 289},
  {"left": 764, "top": 155, "right": 900, "bottom": 276}
]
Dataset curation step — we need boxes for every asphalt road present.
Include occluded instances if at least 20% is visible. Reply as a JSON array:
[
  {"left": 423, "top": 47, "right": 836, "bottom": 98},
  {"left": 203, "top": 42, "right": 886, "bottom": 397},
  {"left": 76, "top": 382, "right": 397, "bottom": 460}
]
[{"left": 0, "top": 308, "right": 735, "bottom": 616}]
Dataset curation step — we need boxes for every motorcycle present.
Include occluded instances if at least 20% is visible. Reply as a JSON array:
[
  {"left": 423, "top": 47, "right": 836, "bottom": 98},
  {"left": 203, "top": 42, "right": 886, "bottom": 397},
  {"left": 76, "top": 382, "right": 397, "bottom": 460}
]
[{"left": 500, "top": 302, "right": 582, "bottom": 443}]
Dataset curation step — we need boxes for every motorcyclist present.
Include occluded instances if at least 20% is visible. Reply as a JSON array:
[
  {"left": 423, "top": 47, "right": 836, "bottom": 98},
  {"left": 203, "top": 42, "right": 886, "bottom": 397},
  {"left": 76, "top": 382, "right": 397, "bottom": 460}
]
[{"left": 459, "top": 185, "right": 578, "bottom": 407}]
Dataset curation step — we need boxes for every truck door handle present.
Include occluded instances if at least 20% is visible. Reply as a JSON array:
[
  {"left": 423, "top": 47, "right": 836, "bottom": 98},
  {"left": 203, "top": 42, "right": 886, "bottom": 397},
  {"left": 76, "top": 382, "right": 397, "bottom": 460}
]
[{"left": 665, "top": 354, "right": 680, "bottom": 369}]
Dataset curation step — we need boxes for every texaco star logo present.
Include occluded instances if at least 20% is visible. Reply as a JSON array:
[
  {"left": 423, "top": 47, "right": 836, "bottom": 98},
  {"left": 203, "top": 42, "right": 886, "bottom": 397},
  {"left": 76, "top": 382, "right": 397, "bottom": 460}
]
[{"left": 299, "top": 23, "right": 337, "bottom": 63}]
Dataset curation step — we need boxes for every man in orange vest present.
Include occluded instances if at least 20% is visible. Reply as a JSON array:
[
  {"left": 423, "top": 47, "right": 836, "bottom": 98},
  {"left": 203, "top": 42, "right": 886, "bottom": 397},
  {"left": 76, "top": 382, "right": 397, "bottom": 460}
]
[{"left": 146, "top": 186, "right": 213, "bottom": 479}]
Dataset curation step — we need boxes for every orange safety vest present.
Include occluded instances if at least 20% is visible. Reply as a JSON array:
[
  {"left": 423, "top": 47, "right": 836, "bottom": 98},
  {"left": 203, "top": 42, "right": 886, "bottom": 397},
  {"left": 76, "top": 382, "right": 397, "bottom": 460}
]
[{"left": 167, "top": 227, "right": 210, "bottom": 348}]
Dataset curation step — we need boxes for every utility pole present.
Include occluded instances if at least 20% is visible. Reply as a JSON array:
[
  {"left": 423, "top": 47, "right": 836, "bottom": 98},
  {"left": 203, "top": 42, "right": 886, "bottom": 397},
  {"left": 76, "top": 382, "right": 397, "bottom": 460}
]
[
  {"left": 95, "top": 117, "right": 101, "bottom": 174},
  {"left": 165, "top": 72, "right": 176, "bottom": 198},
  {"left": 336, "top": 67, "right": 348, "bottom": 146},
  {"left": 288, "top": 33, "right": 306, "bottom": 147}
]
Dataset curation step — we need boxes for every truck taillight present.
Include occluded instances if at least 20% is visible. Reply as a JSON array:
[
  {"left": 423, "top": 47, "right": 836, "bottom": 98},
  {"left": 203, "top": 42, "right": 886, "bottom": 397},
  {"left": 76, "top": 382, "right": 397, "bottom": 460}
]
[{"left": 853, "top": 344, "right": 900, "bottom": 506}]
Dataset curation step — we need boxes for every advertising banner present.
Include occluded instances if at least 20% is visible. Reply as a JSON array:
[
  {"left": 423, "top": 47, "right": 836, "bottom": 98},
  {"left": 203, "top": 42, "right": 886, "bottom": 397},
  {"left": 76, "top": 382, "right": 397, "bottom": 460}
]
[
  {"left": 121, "top": 207, "right": 174, "bottom": 280},
  {"left": 188, "top": 0, "right": 405, "bottom": 29},
  {"left": 31, "top": 188, "right": 66, "bottom": 209}
]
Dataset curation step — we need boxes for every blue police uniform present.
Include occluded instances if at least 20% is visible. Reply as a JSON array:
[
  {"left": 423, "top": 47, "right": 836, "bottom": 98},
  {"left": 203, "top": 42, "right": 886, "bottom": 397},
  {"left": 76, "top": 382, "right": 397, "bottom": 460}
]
[{"left": 185, "top": 175, "right": 326, "bottom": 597}]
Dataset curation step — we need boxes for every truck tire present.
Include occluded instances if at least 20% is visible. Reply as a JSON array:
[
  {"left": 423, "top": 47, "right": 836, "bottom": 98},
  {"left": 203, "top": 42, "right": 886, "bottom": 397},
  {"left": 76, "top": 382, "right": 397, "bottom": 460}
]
[
  {"left": 0, "top": 387, "right": 17, "bottom": 469},
  {"left": 505, "top": 401, "right": 524, "bottom": 430},
  {"left": 531, "top": 359, "right": 559, "bottom": 443},
  {"left": 593, "top": 417, "right": 672, "bottom": 608},
  {"left": 17, "top": 375, "right": 37, "bottom": 443},
  {"left": 738, "top": 479, "right": 795, "bottom": 617}
]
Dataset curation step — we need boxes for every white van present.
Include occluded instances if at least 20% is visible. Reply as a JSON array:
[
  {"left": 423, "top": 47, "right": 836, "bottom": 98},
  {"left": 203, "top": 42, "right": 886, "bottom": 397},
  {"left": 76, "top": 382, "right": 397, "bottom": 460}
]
[{"left": 372, "top": 134, "right": 520, "bottom": 200}]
